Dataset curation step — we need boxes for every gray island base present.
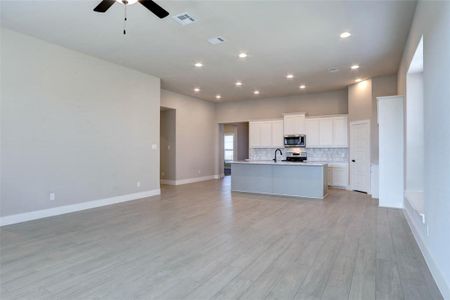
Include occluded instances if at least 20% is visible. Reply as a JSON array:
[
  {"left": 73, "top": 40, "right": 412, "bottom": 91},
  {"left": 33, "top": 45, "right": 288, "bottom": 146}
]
[{"left": 230, "top": 161, "right": 328, "bottom": 199}]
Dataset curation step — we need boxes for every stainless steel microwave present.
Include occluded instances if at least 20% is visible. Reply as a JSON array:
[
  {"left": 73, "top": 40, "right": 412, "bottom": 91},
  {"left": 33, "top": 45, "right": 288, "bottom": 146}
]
[{"left": 284, "top": 135, "right": 306, "bottom": 148}]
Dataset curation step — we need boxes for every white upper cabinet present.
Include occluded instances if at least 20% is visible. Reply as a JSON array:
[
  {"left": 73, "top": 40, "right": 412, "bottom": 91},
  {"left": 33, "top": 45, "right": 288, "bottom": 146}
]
[
  {"left": 250, "top": 115, "right": 347, "bottom": 149},
  {"left": 332, "top": 116, "right": 348, "bottom": 147},
  {"left": 319, "top": 118, "right": 333, "bottom": 147},
  {"left": 249, "top": 122, "right": 260, "bottom": 148},
  {"left": 304, "top": 115, "right": 348, "bottom": 148},
  {"left": 259, "top": 122, "right": 272, "bottom": 147},
  {"left": 249, "top": 119, "right": 284, "bottom": 148},
  {"left": 305, "top": 118, "right": 320, "bottom": 147},
  {"left": 271, "top": 120, "right": 284, "bottom": 147},
  {"left": 283, "top": 113, "right": 305, "bottom": 135},
  {"left": 249, "top": 121, "right": 269, "bottom": 148}
]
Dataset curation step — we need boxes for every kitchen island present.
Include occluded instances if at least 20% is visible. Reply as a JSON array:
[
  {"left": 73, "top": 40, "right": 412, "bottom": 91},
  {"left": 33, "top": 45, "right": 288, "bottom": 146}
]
[{"left": 230, "top": 161, "right": 328, "bottom": 199}]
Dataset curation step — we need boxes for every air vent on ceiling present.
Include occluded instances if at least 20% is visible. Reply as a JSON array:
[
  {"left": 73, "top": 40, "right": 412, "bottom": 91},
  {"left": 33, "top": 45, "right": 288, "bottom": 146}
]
[
  {"left": 328, "top": 67, "right": 339, "bottom": 73},
  {"left": 208, "top": 36, "right": 226, "bottom": 45},
  {"left": 173, "top": 12, "right": 196, "bottom": 26}
]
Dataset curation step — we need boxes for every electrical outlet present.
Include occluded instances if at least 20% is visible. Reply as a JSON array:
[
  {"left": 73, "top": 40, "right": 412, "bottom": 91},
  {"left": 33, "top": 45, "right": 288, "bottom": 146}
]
[
  {"left": 49, "top": 193, "right": 56, "bottom": 201},
  {"left": 198, "top": 170, "right": 201, "bottom": 175},
  {"left": 168, "top": 145, "right": 171, "bottom": 150},
  {"left": 136, "top": 181, "right": 141, "bottom": 188},
  {"left": 152, "top": 144, "right": 157, "bottom": 150}
]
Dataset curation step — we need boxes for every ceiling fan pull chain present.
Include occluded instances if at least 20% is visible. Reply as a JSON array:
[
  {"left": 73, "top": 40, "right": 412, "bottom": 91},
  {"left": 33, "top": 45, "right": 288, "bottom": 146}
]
[{"left": 123, "top": 4, "right": 127, "bottom": 35}]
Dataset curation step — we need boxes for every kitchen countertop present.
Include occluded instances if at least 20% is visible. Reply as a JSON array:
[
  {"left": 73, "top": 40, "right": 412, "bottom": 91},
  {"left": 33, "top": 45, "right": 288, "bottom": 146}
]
[{"left": 230, "top": 160, "right": 327, "bottom": 166}]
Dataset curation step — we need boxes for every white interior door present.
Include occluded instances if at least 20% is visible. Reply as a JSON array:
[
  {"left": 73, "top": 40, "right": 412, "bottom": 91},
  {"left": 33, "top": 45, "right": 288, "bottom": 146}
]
[{"left": 350, "top": 120, "right": 371, "bottom": 193}]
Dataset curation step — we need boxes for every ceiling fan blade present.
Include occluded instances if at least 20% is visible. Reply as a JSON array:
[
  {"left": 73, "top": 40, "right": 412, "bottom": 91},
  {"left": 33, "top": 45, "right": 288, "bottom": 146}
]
[
  {"left": 138, "top": 0, "right": 169, "bottom": 18},
  {"left": 93, "top": 0, "right": 115, "bottom": 13}
]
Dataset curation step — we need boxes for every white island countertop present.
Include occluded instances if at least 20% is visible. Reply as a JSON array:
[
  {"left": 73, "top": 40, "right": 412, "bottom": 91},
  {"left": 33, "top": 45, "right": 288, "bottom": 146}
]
[{"left": 230, "top": 160, "right": 327, "bottom": 167}]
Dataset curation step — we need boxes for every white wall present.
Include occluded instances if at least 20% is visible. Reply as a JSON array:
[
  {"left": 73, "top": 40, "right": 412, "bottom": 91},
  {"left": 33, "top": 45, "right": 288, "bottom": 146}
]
[
  {"left": 235, "top": 123, "right": 249, "bottom": 161},
  {"left": 216, "top": 89, "right": 348, "bottom": 123},
  {"left": 372, "top": 74, "right": 398, "bottom": 163},
  {"left": 398, "top": 1, "right": 450, "bottom": 298},
  {"left": 0, "top": 28, "right": 161, "bottom": 217},
  {"left": 348, "top": 75, "right": 398, "bottom": 165},
  {"left": 160, "top": 89, "right": 218, "bottom": 180},
  {"left": 406, "top": 72, "right": 424, "bottom": 192},
  {"left": 348, "top": 80, "right": 373, "bottom": 122}
]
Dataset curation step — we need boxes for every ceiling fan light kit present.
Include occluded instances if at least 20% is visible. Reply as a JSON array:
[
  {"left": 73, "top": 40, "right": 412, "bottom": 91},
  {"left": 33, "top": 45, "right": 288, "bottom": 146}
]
[{"left": 94, "top": 0, "right": 169, "bottom": 35}]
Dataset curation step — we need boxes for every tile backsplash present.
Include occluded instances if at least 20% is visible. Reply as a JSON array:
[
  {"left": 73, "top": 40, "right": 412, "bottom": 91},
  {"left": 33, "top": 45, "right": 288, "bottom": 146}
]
[{"left": 249, "top": 147, "right": 348, "bottom": 162}]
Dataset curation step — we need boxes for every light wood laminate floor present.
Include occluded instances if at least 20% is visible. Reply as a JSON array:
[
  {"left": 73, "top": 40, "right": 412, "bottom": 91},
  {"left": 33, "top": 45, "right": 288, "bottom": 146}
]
[{"left": 0, "top": 177, "right": 442, "bottom": 299}]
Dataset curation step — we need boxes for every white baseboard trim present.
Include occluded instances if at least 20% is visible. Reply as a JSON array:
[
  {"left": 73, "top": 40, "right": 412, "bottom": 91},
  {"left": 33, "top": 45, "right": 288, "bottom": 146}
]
[
  {"left": 160, "top": 179, "right": 177, "bottom": 185},
  {"left": 403, "top": 208, "right": 450, "bottom": 299},
  {"left": 379, "top": 203, "right": 404, "bottom": 209},
  {"left": 329, "top": 185, "right": 349, "bottom": 190},
  {"left": 0, "top": 189, "right": 161, "bottom": 227},
  {"left": 161, "top": 175, "right": 220, "bottom": 186}
]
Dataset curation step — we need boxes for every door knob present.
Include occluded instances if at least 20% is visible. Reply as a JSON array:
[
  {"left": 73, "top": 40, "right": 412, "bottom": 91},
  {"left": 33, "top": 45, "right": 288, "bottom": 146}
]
[{"left": 352, "top": 159, "right": 356, "bottom": 162}]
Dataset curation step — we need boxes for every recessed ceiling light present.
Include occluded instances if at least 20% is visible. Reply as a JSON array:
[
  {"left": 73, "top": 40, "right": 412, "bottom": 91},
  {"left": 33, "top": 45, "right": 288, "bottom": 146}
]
[
  {"left": 194, "top": 87, "right": 200, "bottom": 92},
  {"left": 340, "top": 32, "right": 351, "bottom": 39},
  {"left": 351, "top": 64, "right": 360, "bottom": 70},
  {"left": 286, "top": 74, "right": 294, "bottom": 79},
  {"left": 216, "top": 94, "right": 221, "bottom": 99},
  {"left": 355, "top": 78, "right": 362, "bottom": 83},
  {"left": 238, "top": 52, "right": 248, "bottom": 58},
  {"left": 235, "top": 81, "right": 243, "bottom": 87},
  {"left": 194, "top": 62, "right": 203, "bottom": 68},
  {"left": 253, "top": 90, "right": 260, "bottom": 95},
  {"left": 299, "top": 85, "right": 306, "bottom": 89}
]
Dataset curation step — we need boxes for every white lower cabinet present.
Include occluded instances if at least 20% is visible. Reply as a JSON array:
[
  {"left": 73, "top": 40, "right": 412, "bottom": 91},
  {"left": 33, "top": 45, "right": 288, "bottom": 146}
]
[{"left": 327, "top": 163, "right": 349, "bottom": 188}]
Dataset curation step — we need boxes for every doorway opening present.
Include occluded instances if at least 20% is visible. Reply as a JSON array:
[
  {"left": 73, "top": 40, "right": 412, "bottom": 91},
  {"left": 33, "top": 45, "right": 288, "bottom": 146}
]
[
  {"left": 224, "top": 133, "right": 234, "bottom": 175},
  {"left": 221, "top": 122, "right": 249, "bottom": 176},
  {"left": 160, "top": 107, "right": 176, "bottom": 185}
]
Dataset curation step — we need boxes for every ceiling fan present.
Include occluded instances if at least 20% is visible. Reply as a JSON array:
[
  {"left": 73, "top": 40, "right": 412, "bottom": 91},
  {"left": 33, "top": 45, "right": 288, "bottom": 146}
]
[{"left": 94, "top": 0, "right": 169, "bottom": 34}]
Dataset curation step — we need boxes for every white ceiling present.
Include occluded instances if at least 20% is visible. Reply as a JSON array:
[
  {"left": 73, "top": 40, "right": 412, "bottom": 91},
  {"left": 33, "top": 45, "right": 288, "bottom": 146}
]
[{"left": 0, "top": 0, "right": 416, "bottom": 102}]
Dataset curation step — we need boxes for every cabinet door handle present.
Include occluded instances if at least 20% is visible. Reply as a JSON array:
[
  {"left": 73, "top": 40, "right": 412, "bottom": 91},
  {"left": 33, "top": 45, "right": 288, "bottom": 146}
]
[{"left": 352, "top": 159, "right": 356, "bottom": 162}]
